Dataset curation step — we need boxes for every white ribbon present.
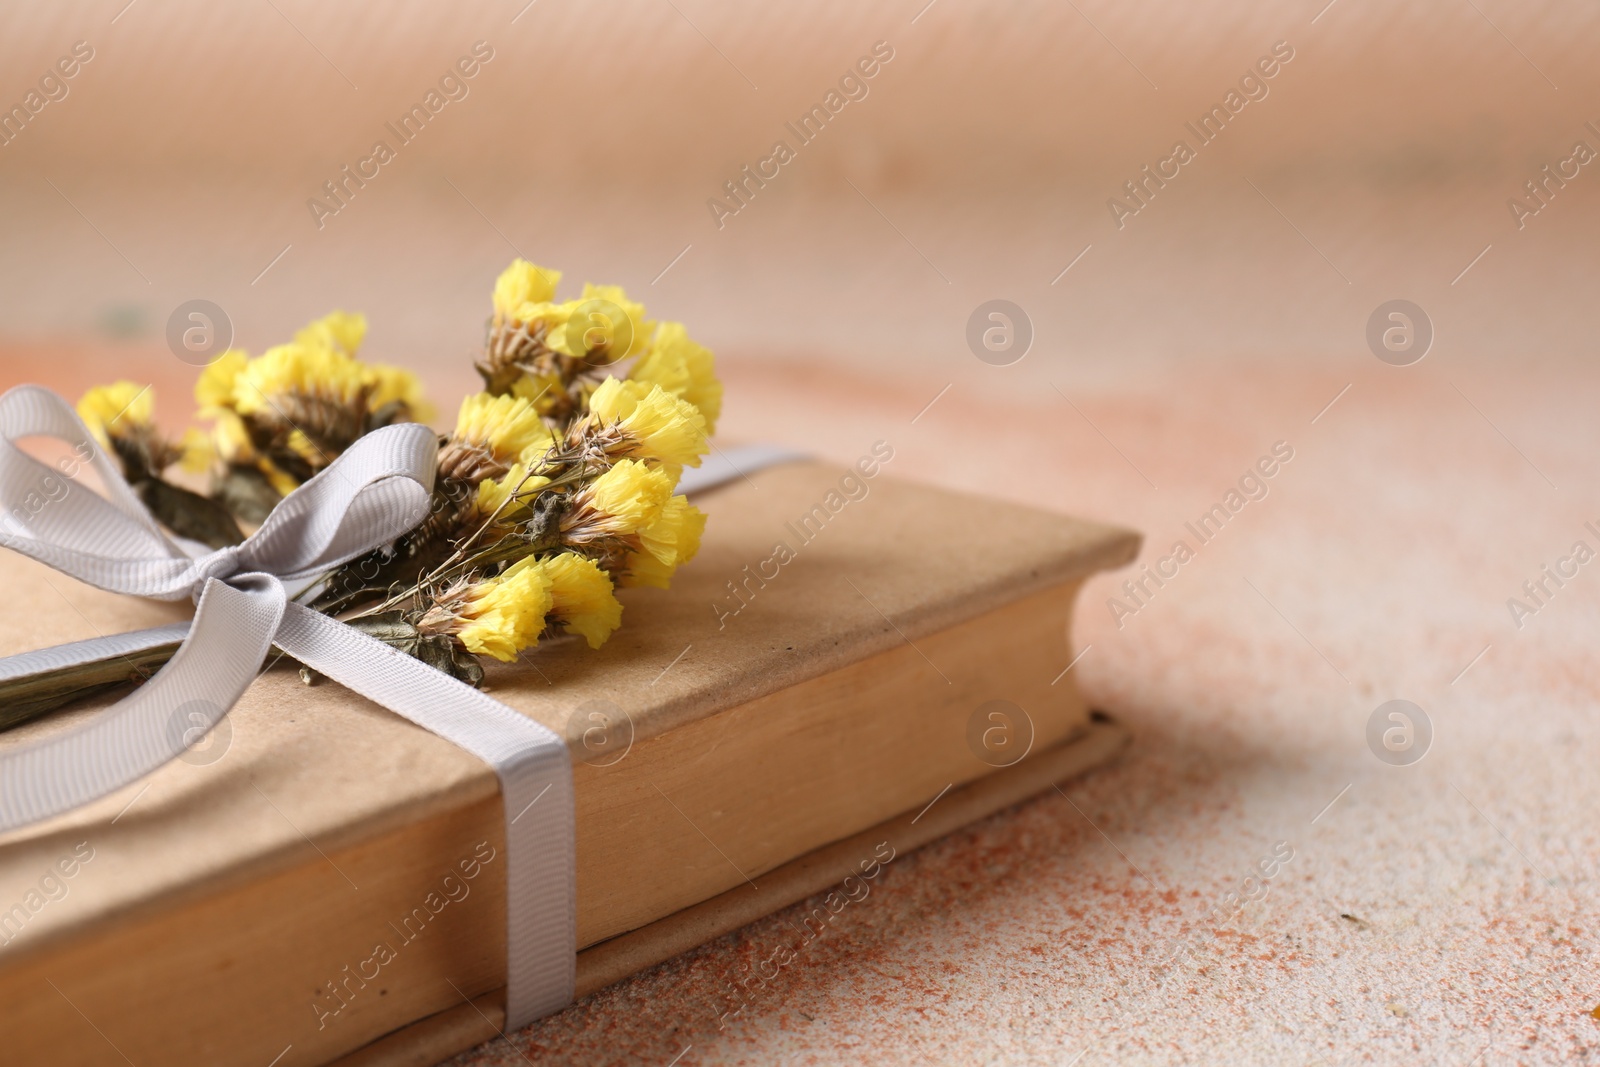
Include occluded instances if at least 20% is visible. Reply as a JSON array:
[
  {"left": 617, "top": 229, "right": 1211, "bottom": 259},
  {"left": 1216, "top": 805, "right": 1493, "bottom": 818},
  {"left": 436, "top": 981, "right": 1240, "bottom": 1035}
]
[
  {"left": 0, "top": 386, "right": 574, "bottom": 1027},
  {"left": 676, "top": 442, "right": 807, "bottom": 496}
]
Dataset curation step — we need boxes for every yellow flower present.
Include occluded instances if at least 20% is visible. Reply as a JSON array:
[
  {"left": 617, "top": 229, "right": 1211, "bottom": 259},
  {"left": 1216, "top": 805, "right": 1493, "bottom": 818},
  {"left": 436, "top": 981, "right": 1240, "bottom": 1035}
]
[
  {"left": 77, "top": 382, "right": 153, "bottom": 449},
  {"left": 549, "top": 284, "right": 652, "bottom": 361},
  {"left": 623, "top": 496, "right": 707, "bottom": 589},
  {"left": 511, "top": 300, "right": 577, "bottom": 337},
  {"left": 284, "top": 428, "right": 324, "bottom": 466},
  {"left": 587, "top": 378, "right": 708, "bottom": 473},
  {"left": 510, "top": 370, "right": 565, "bottom": 416},
  {"left": 452, "top": 393, "right": 554, "bottom": 464},
  {"left": 209, "top": 409, "right": 255, "bottom": 463},
  {"left": 630, "top": 322, "right": 722, "bottom": 434},
  {"left": 493, "top": 260, "right": 562, "bottom": 321},
  {"left": 475, "top": 463, "right": 551, "bottom": 517},
  {"left": 583, "top": 284, "right": 651, "bottom": 352},
  {"left": 585, "top": 458, "right": 672, "bottom": 534},
  {"left": 294, "top": 311, "right": 367, "bottom": 356},
  {"left": 456, "top": 564, "right": 555, "bottom": 662},
  {"left": 366, "top": 364, "right": 433, "bottom": 421},
  {"left": 201, "top": 343, "right": 428, "bottom": 424},
  {"left": 195, "top": 350, "right": 248, "bottom": 409},
  {"left": 258, "top": 457, "right": 301, "bottom": 497},
  {"left": 232, "top": 343, "right": 368, "bottom": 417},
  {"left": 509, "top": 553, "right": 622, "bottom": 650}
]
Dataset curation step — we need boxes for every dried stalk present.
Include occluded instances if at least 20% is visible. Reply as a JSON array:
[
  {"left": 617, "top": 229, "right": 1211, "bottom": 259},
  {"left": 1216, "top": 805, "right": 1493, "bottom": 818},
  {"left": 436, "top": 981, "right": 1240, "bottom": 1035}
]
[{"left": 0, "top": 641, "right": 182, "bottom": 733}]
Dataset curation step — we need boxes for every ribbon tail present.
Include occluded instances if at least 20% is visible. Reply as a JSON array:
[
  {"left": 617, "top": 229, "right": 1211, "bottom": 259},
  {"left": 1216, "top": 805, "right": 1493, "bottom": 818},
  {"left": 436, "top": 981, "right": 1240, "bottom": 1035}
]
[
  {"left": 0, "top": 621, "right": 192, "bottom": 683},
  {"left": 677, "top": 443, "right": 807, "bottom": 496},
  {"left": 0, "top": 579, "right": 283, "bottom": 834},
  {"left": 273, "top": 601, "right": 576, "bottom": 1027}
]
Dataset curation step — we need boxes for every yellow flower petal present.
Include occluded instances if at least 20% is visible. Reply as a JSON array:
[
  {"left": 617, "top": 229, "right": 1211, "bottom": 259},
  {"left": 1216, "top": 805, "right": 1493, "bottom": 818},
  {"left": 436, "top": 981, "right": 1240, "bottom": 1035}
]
[
  {"left": 233, "top": 343, "right": 367, "bottom": 417},
  {"left": 493, "top": 260, "right": 562, "bottom": 321},
  {"left": 195, "top": 350, "right": 248, "bottom": 409},
  {"left": 630, "top": 321, "right": 722, "bottom": 434},
  {"left": 623, "top": 496, "right": 707, "bottom": 589},
  {"left": 365, "top": 363, "right": 433, "bottom": 421},
  {"left": 210, "top": 409, "right": 254, "bottom": 462},
  {"left": 76, "top": 382, "right": 154, "bottom": 449},
  {"left": 587, "top": 378, "right": 708, "bottom": 472},
  {"left": 452, "top": 393, "right": 555, "bottom": 464},
  {"left": 294, "top": 311, "right": 367, "bottom": 356},
  {"left": 586, "top": 458, "right": 672, "bottom": 534},
  {"left": 258, "top": 457, "right": 301, "bottom": 497},
  {"left": 476, "top": 463, "right": 551, "bottom": 517},
  {"left": 284, "top": 428, "right": 323, "bottom": 466},
  {"left": 546, "top": 284, "right": 652, "bottom": 361},
  {"left": 510, "top": 371, "right": 566, "bottom": 418},
  {"left": 512, "top": 300, "right": 577, "bottom": 336},
  {"left": 510, "top": 553, "right": 622, "bottom": 650},
  {"left": 457, "top": 564, "right": 554, "bottom": 661}
]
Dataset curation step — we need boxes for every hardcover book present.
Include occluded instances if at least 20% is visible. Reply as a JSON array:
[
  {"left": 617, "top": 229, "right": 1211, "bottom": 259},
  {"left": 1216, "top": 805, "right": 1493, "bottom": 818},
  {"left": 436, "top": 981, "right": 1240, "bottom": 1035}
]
[{"left": 0, "top": 456, "right": 1137, "bottom": 1066}]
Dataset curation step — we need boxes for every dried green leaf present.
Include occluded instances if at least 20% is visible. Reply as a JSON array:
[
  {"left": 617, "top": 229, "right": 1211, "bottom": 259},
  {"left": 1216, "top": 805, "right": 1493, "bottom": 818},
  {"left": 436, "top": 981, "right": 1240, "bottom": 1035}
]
[
  {"left": 137, "top": 478, "right": 246, "bottom": 549},
  {"left": 215, "top": 465, "right": 284, "bottom": 526},
  {"left": 344, "top": 612, "right": 421, "bottom": 650}
]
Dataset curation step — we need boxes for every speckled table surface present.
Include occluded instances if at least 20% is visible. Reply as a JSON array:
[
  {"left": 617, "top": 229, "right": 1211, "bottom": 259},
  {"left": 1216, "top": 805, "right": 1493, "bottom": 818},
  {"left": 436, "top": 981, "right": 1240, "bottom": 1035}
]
[{"left": 441, "top": 352, "right": 1597, "bottom": 1067}]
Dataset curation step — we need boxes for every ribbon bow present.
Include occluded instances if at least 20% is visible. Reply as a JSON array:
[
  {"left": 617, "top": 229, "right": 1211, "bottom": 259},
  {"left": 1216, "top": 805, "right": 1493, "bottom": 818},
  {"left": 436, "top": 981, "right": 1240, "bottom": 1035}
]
[{"left": 0, "top": 385, "right": 574, "bottom": 1026}]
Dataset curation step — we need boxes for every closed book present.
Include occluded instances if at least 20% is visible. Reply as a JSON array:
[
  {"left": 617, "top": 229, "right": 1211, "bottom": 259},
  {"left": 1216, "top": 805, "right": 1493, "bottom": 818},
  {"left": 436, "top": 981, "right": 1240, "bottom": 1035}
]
[{"left": 0, "top": 457, "right": 1137, "bottom": 1066}]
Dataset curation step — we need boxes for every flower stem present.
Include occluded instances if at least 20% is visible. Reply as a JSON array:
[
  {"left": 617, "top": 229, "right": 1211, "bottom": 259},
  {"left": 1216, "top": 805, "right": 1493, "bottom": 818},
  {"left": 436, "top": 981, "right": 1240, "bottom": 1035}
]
[{"left": 0, "top": 641, "right": 182, "bottom": 734}]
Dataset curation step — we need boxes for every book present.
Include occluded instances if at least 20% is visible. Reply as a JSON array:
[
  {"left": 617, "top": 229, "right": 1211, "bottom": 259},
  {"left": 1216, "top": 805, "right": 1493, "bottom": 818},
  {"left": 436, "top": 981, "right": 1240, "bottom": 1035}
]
[{"left": 0, "top": 458, "right": 1138, "bottom": 1066}]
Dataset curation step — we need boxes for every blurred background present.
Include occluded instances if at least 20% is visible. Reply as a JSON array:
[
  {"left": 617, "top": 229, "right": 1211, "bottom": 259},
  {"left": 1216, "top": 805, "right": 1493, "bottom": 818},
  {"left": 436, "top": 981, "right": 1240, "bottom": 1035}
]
[
  {"left": 1, "top": 0, "right": 1596, "bottom": 404},
  {"left": 6, "top": 3, "right": 1600, "bottom": 1064}
]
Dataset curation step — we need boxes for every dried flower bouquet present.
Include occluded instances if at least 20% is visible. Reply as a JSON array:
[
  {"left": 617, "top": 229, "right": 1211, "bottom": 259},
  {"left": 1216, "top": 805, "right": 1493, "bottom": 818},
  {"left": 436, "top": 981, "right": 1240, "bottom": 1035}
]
[{"left": 0, "top": 261, "right": 719, "bottom": 730}]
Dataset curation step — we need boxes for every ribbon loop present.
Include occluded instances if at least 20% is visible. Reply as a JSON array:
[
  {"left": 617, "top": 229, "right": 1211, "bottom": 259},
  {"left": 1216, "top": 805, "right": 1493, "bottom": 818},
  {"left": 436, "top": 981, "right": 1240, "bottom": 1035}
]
[
  {"left": 229, "top": 419, "right": 439, "bottom": 589},
  {"left": 0, "top": 384, "right": 165, "bottom": 548},
  {"left": 0, "top": 388, "right": 438, "bottom": 604}
]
